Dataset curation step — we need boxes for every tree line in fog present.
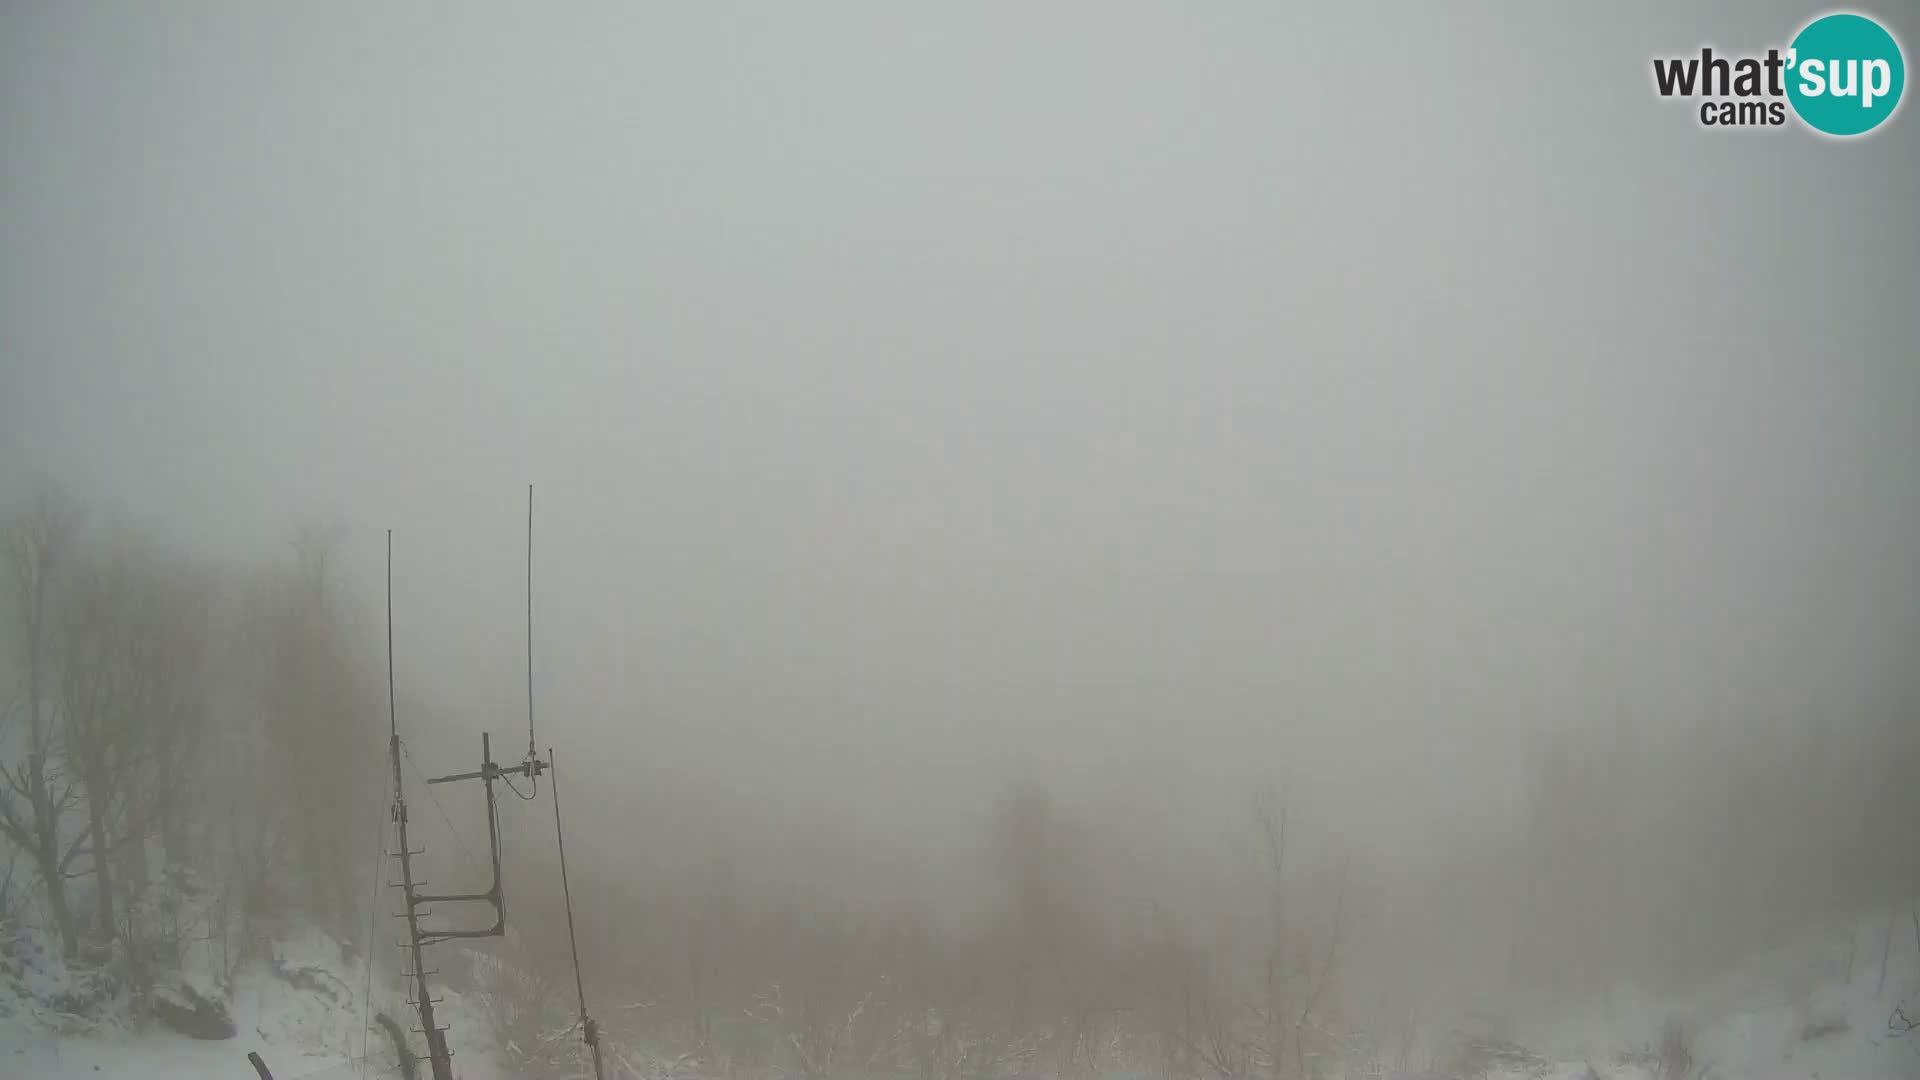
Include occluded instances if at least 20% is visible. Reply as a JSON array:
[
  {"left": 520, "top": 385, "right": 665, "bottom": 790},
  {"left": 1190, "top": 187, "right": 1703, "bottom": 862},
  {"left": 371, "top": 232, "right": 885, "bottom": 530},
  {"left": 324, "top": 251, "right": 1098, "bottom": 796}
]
[{"left": 5, "top": 482, "right": 1916, "bottom": 1077}]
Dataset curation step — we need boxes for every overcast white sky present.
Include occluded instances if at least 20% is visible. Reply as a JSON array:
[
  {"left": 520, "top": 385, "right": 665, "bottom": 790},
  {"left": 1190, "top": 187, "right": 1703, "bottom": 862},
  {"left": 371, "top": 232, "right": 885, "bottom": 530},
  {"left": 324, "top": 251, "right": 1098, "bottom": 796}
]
[{"left": 3, "top": 2, "right": 1915, "bottom": 846}]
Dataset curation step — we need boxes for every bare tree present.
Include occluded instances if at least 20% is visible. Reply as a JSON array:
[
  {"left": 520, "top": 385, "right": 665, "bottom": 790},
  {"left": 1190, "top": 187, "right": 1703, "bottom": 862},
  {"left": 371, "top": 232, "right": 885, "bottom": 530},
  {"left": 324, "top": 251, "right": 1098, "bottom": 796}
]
[
  {"left": 1289, "top": 855, "right": 1350, "bottom": 1080},
  {"left": 58, "top": 552, "right": 125, "bottom": 945},
  {"left": 1252, "top": 782, "right": 1292, "bottom": 1080},
  {"left": 54, "top": 530, "right": 216, "bottom": 974},
  {"left": 0, "top": 489, "right": 82, "bottom": 958},
  {"left": 233, "top": 524, "right": 379, "bottom": 938}
]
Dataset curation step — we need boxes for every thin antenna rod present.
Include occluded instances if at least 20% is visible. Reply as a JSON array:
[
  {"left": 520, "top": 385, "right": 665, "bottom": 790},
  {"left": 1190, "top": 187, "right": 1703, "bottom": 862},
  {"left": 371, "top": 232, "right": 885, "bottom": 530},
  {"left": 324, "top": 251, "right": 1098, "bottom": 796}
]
[
  {"left": 387, "top": 530, "right": 397, "bottom": 741},
  {"left": 526, "top": 484, "right": 536, "bottom": 761},
  {"left": 549, "top": 747, "right": 605, "bottom": 1080}
]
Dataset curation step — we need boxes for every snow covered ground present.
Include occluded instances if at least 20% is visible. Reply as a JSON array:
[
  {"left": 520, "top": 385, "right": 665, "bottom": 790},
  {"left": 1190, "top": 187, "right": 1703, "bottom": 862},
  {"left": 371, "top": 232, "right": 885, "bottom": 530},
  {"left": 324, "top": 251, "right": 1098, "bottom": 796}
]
[
  {"left": 3, "top": 920, "right": 506, "bottom": 1080},
  {"left": 1480, "top": 905, "right": 1920, "bottom": 1080},
  {"left": 6, "top": 905, "right": 1917, "bottom": 1079}
]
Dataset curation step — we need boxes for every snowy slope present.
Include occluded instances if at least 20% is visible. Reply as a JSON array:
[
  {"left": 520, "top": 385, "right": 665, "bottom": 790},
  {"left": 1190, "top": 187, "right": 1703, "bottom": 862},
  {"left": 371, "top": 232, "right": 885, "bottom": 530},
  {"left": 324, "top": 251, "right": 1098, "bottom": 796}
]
[
  {"left": 1490, "top": 905, "right": 1920, "bottom": 1080},
  {"left": 3, "top": 920, "right": 506, "bottom": 1080},
  {"left": 7, "top": 905, "right": 1916, "bottom": 1079}
]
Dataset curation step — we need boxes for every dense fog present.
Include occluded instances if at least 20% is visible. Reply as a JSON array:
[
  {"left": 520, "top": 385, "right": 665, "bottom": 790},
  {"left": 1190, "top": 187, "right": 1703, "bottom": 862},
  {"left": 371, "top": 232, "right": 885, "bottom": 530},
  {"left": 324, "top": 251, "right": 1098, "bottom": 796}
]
[{"left": 3, "top": 2, "right": 1917, "bottom": 1078}]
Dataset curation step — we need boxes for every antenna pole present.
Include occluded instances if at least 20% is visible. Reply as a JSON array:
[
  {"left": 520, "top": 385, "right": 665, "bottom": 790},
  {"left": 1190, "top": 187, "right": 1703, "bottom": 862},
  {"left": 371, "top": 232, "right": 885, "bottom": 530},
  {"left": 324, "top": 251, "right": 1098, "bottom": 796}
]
[
  {"left": 526, "top": 484, "right": 537, "bottom": 762},
  {"left": 550, "top": 747, "right": 606, "bottom": 1080},
  {"left": 388, "top": 532, "right": 455, "bottom": 1080},
  {"left": 407, "top": 490, "right": 547, "bottom": 940},
  {"left": 388, "top": 530, "right": 396, "bottom": 742}
]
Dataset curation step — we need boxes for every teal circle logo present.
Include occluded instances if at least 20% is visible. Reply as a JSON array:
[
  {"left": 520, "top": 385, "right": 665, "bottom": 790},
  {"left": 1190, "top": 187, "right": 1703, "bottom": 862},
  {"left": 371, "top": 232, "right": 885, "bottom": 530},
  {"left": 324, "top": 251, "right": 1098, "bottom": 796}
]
[{"left": 1787, "top": 13, "right": 1905, "bottom": 136}]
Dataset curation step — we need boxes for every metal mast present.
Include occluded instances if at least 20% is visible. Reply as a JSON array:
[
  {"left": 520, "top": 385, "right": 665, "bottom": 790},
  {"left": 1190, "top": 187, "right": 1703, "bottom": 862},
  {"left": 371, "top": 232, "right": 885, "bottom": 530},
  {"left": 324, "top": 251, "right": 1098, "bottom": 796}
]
[
  {"left": 387, "top": 530, "right": 454, "bottom": 1080},
  {"left": 373, "top": 491, "right": 601, "bottom": 1080}
]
